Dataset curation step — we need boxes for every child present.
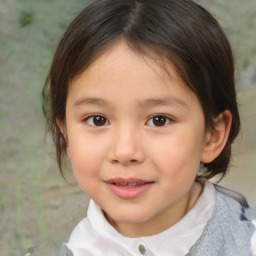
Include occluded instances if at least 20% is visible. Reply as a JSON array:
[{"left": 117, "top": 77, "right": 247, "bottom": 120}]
[{"left": 42, "top": 0, "right": 256, "bottom": 255}]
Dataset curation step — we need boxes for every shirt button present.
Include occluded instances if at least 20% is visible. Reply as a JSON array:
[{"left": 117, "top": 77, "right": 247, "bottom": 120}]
[{"left": 138, "top": 244, "right": 146, "bottom": 255}]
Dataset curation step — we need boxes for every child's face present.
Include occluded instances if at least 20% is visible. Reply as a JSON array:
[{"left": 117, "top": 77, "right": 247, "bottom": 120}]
[{"left": 63, "top": 41, "right": 211, "bottom": 236}]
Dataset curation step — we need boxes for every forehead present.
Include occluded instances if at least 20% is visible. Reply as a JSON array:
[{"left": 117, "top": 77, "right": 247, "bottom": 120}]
[{"left": 68, "top": 40, "right": 198, "bottom": 107}]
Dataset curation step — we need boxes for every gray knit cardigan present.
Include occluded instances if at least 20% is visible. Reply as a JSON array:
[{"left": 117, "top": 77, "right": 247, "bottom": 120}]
[{"left": 57, "top": 186, "right": 255, "bottom": 256}]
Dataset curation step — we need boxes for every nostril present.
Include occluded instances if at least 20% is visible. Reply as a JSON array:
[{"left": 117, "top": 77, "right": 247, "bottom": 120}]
[{"left": 111, "top": 158, "right": 138, "bottom": 164}]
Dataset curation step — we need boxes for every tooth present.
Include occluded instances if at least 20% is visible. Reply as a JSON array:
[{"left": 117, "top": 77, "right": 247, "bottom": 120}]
[
  {"left": 114, "top": 182, "right": 127, "bottom": 186},
  {"left": 128, "top": 183, "right": 137, "bottom": 187},
  {"left": 112, "top": 181, "right": 147, "bottom": 187}
]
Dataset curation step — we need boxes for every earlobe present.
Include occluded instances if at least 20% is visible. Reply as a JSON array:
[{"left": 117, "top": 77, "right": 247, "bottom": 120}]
[
  {"left": 56, "top": 119, "right": 71, "bottom": 157},
  {"left": 201, "top": 110, "right": 232, "bottom": 163}
]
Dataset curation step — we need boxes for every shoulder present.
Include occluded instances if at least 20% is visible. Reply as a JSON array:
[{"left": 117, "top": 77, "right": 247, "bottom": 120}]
[
  {"left": 214, "top": 184, "right": 250, "bottom": 209},
  {"left": 214, "top": 185, "right": 250, "bottom": 220},
  {"left": 214, "top": 185, "right": 256, "bottom": 229},
  {"left": 56, "top": 244, "right": 74, "bottom": 256},
  {"left": 189, "top": 184, "right": 256, "bottom": 256},
  {"left": 67, "top": 216, "right": 99, "bottom": 248}
]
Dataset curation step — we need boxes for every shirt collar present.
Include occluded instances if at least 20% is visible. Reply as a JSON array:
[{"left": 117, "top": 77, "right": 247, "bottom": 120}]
[{"left": 68, "top": 181, "right": 216, "bottom": 256}]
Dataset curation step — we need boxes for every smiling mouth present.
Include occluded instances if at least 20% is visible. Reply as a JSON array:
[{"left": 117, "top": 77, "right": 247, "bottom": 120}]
[
  {"left": 105, "top": 178, "right": 154, "bottom": 199},
  {"left": 110, "top": 181, "right": 150, "bottom": 187},
  {"left": 106, "top": 178, "right": 153, "bottom": 186}
]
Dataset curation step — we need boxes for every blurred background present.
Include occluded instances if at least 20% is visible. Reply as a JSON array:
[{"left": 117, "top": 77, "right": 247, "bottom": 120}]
[{"left": 0, "top": 0, "right": 255, "bottom": 255}]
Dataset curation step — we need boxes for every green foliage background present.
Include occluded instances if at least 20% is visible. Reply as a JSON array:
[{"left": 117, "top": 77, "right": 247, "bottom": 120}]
[{"left": 0, "top": 0, "right": 255, "bottom": 255}]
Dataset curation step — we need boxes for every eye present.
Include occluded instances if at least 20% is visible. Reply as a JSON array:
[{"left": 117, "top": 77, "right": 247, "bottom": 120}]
[
  {"left": 146, "top": 115, "right": 171, "bottom": 127},
  {"left": 85, "top": 115, "right": 109, "bottom": 127}
]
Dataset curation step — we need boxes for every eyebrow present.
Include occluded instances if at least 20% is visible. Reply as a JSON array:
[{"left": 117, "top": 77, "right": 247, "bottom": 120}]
[
  {"left": 138, "top": 97, "right": 188, "bottom": 109},
  {"left": 74, "top": 97, "right": 108, "bottom": 107},
  {"left": 73, "top": 96, "right": 188, "bottom": 109}
]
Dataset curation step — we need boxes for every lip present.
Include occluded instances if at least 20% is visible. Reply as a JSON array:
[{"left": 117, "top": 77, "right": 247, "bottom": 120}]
[{"left": 105, "top": 178, "right": 154, "bottom": 199}]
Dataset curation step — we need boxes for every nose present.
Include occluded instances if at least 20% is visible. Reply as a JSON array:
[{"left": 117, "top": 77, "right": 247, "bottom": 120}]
[{"left": 108, "top": 125, "right": 145, "bottom": 165}]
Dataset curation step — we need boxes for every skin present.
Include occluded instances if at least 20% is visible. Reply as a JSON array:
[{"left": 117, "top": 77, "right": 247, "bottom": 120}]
[{"left": 60, "top": 40, "right": 232, "bottom": 237}]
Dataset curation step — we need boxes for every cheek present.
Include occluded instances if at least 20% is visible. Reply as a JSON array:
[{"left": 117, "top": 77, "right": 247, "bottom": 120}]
[
  {"left": 68, "top": 138, "right": 105, "bottom": 180},
  {"left": 69, "top": 130, "right": 104, "bottom": 160},
  {"left": 153, "top": 137, "right": 202, "bottom": 163},
  {"left": 156, "top": 142, "right": 200, "bottom": 199},
  {"left": 69, "top": 145, "right": 102, "bottom": 196},
  {"left": 149, "top": 133, "right": 203, "bottom": 178}
]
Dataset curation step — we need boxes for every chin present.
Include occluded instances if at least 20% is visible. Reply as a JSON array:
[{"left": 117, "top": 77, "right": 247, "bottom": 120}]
[{"left": 106, "top": 209, "right": 151, "bottom": 224}]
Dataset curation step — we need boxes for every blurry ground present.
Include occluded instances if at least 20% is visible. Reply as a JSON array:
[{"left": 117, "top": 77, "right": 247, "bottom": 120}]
[{"left": 0, "top": 0, "right": 255, "bottom": 255}]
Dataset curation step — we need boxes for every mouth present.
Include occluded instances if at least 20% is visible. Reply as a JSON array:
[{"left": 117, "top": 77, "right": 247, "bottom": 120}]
[{"left": 105, "top": 178, "right": 154, "bottom": 199}]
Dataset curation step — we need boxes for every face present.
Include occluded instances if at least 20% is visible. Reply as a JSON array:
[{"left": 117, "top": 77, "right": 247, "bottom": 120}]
[{"left": 63, "top": 41, "right": 210, "bottom": 237}]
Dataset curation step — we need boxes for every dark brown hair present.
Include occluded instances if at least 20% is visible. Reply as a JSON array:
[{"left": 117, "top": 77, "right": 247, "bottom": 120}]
[{"left": 42, "top": 0, "right": 240, "bottom": 180}]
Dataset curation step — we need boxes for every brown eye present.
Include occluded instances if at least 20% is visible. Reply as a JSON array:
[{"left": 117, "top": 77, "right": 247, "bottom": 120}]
[
  {"left": 86, "top": 115, "right": 109, "bottom": 126},
  {"left": 146, "top": 115, "right": 171, "bottom": 127}
]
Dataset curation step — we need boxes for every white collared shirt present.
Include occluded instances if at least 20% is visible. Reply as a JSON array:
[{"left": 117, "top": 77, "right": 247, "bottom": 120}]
[{"left": 66, "top": 181, "right": 256, "bottom": 256}]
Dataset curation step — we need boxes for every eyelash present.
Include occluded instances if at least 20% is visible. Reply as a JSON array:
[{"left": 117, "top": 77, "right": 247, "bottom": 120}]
[
  {"left": 146, "top": 115, "right": 173, "bottom": 127},
  {"left": 83, "top": 114, "right": 109, "bottom": 127},
  {"left": 82, "top": 114, "right": 173, "bottom": 127}
]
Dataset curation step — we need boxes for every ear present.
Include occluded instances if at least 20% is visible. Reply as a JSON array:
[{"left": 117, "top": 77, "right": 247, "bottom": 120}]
[
  {"left": 56, "top": 119, "right": 71, "bottom": 158},
  {"left": 201, "top": 110, "right": 232, "bottom": 163}
]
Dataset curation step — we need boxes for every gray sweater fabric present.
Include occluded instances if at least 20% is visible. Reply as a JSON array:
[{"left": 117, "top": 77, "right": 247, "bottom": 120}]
[
  {"left": 187, "top": 186, "right": 255, "bottom": 255},
  {"left": 57, "top": 186, "right": 255, "bottom": 256}
]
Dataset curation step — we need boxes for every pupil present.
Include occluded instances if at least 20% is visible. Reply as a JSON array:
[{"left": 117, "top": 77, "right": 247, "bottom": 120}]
[
  {"left": 94, "top": 116, "right": 106, "bottom": 126},
  {"left": 153, "top": 116, "right": 166, "bottom": 126}
]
